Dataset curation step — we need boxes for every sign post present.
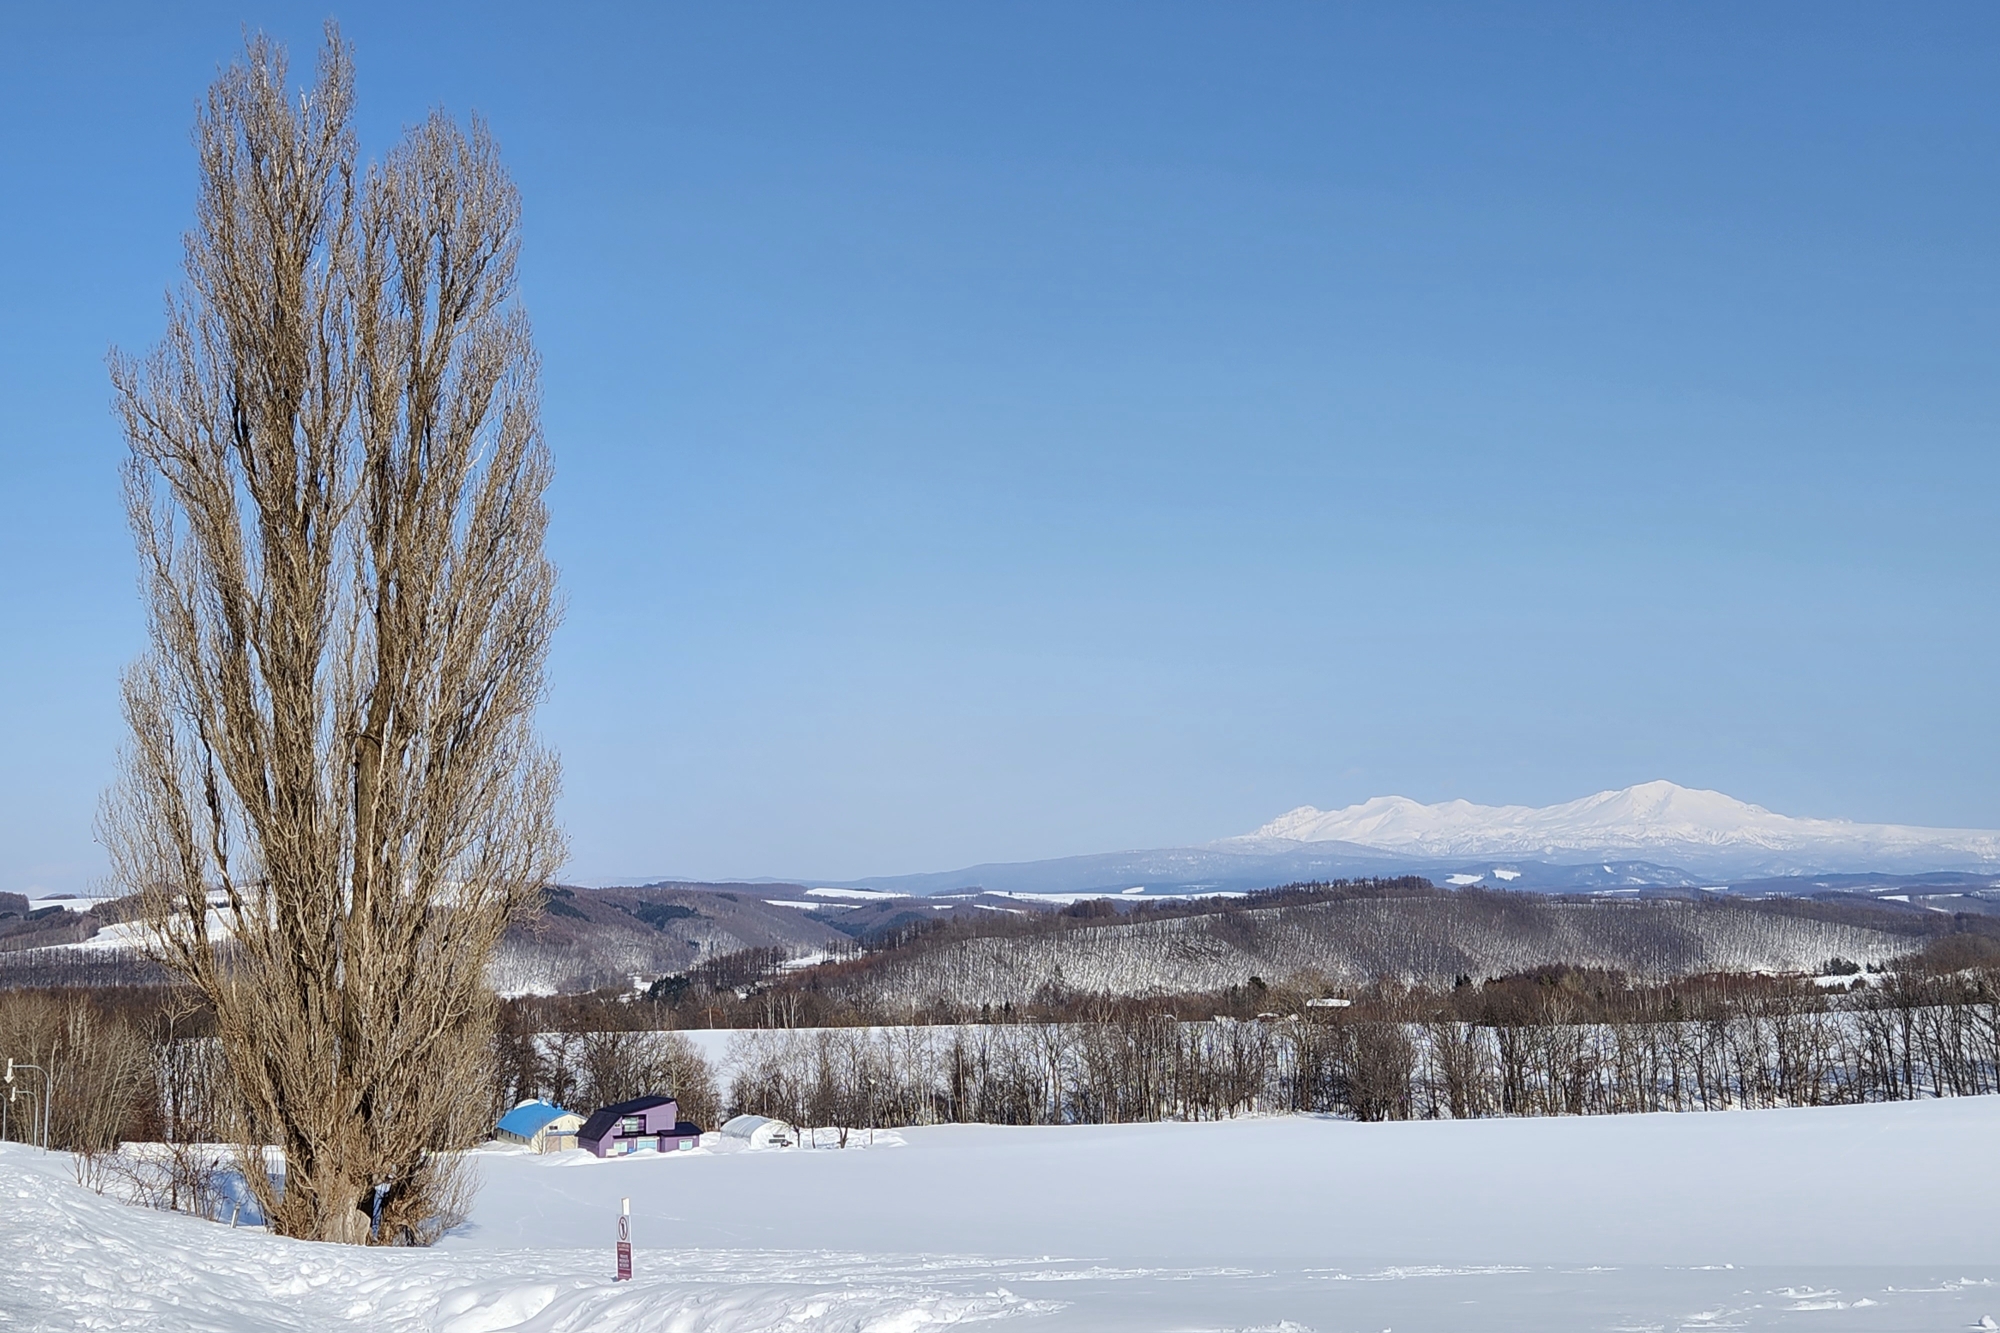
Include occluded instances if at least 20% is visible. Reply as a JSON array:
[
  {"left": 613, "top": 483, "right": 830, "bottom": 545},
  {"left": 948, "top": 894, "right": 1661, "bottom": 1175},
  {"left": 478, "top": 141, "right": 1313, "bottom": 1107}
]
[{"left": 615, "top": 1196, "right": 632, "bottom": 1281}]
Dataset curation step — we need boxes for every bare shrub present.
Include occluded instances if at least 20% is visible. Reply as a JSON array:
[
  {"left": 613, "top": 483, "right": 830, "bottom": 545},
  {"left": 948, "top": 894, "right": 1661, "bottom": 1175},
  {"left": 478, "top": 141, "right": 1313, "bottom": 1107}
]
[{"left": 107, "top": 1141, "right": 228, "bottom": 1220}]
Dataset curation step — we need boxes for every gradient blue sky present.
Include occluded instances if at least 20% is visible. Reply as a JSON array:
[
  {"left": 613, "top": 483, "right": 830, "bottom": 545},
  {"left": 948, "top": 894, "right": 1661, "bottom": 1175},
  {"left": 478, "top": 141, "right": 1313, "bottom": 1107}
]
[{"left": 2, "top": 3, "right": 1996, "bottom": 894}]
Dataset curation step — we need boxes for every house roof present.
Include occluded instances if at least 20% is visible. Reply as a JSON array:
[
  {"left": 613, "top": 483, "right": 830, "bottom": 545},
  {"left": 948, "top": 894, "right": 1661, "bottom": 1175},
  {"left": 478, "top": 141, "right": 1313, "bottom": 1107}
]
[
  {"left": 496, "top": 1099, "right": 577, "bottom": 1139},
  {"left": 579, "top": 1094, "right": 677, "bottom": 1142}
]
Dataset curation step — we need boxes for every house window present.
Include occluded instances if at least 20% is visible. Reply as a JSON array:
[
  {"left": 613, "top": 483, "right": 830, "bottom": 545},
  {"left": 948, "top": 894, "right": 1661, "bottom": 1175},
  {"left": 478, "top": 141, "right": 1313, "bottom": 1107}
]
[{"left": 621, "top": 1116, "right": 644, "bottom": 1135}]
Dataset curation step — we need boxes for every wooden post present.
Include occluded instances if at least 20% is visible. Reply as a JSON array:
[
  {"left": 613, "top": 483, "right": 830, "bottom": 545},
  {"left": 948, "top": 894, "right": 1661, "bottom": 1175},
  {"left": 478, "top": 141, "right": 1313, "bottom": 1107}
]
[{"left": 615, "top": 1196, "right": 632, "bottom": 1281}]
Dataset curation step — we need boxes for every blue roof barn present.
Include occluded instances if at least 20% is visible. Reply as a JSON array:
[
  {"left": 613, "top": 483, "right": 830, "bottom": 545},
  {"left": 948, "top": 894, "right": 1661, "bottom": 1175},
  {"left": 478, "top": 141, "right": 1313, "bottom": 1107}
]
[{"left": 495, "top": 1099, "right": 585, "bottom": 1153}]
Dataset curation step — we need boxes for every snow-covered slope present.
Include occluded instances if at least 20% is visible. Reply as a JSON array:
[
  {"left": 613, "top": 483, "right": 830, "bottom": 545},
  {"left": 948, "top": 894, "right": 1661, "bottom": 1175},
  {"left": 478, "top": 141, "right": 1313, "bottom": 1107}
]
[
  {"left": 1246, "top": 780, "right": 2000, "bottom": 876},
  {"left": 837, "top": 896, "right": 1920, "bottom": 1005}
]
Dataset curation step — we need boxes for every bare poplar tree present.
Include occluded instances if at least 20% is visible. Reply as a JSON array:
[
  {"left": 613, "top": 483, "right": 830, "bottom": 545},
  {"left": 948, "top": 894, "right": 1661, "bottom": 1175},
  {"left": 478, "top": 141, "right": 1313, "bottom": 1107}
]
[{"left": 103, "top": 26, "right": 563, "bottom": 1245}]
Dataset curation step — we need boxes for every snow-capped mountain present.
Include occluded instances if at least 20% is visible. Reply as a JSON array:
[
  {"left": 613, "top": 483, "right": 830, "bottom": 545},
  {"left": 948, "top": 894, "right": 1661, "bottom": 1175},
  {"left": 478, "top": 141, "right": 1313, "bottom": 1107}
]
[{"left": 1244, "top": 780, "right": 2000, "bottom": 876}]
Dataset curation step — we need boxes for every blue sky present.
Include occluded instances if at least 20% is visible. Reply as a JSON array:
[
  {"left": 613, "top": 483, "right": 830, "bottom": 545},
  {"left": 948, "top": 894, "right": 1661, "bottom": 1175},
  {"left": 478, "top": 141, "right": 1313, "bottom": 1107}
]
[{"left": 2, "top": 3, "right": 1996, "bottom": 893}]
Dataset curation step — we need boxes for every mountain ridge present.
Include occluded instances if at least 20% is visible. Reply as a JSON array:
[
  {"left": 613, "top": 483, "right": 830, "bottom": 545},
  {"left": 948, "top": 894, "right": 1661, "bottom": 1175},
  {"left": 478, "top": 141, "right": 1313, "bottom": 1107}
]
[{"left": 1242, "top": 780, "right": 2000, "bottom": 876}]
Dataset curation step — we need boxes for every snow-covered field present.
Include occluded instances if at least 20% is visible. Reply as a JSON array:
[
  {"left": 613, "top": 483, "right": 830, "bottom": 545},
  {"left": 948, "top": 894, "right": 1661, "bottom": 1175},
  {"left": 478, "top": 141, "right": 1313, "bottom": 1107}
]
[{"left": 7, "top": 1098, "right": 2000, "bottom": 1331}]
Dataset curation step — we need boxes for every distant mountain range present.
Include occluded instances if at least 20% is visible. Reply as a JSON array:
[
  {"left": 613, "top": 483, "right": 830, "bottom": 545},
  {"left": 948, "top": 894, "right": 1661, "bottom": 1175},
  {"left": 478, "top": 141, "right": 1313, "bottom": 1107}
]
[
  {"left": 1245, "top": 781, "right": 2000, "bottom": 878},
  {"left": 803, "top": 781, "right": 2000, "bottom": 898},
  {"left": 20, "top": 782, "right": 1999, "bottom": 997}
]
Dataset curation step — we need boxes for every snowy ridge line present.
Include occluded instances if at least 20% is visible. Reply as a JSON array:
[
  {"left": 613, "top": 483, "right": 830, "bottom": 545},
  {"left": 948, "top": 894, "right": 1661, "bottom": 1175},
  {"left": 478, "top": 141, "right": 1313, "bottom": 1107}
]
[{"left": 1245, "top": 780, "right": 2000, "bottom": 875}]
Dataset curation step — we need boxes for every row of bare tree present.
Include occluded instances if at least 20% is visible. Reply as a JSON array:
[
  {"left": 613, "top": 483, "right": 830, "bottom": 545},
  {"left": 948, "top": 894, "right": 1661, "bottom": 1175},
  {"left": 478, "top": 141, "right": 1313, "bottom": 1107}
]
[
  {"left": 0, "top": 989, "right": 495, "bottom": 1160},
  {"left": 721, "top": 970, "right": 2000, "bottom": 1127},
  {"left": 0, "top": 989, "right": 724, "bottom": 1162},
  {"left": 0, "top": 991, "right": 192, "bottom": 1152},
  {"left": 15, "top": 964, "right": 1999, "bottom": 1155}
]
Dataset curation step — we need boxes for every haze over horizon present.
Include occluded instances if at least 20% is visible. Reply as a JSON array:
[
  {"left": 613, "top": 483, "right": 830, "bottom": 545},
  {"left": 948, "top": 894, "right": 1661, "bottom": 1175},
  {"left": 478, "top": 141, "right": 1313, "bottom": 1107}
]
[{"left": 4, "top": 3, "right": 1997, "bottom": 895}]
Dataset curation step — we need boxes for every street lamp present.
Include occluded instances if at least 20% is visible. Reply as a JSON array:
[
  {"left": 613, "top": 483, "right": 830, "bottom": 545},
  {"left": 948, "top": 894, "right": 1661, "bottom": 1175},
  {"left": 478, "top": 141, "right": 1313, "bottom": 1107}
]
[
  {"left": 5, "top": 1058, "right": 52, "bottom": 1151},
  {"left": 8, "top": 1088, "right": 37, "bottom": 1153}
]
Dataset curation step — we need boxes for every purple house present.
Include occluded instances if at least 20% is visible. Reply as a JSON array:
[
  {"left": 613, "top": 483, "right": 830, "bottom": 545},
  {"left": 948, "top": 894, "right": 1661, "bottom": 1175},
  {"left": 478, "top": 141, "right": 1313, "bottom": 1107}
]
[{"left": 577, "top": 1095, "right": 704, "bottom": 1158}]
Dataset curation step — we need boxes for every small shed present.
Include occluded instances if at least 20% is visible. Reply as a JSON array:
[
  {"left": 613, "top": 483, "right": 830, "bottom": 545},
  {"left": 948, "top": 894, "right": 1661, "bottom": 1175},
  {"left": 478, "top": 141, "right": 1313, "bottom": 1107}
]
[
  {"left": 721, "top": 1114, "right": 794, "bottom": 1150},
  {"left": 578, "top": 1094, "right": 704, "bottom": 1158},
  {"left": 495, "top": 1099, "right": 585, "bottom": 1153}
]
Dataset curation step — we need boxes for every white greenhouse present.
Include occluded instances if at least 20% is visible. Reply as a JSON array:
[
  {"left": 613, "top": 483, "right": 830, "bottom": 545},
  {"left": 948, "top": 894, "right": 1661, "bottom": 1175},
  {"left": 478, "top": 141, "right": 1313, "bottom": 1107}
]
[{"left": 721, "top": 1114, "right": 795, "bottom": 1150}]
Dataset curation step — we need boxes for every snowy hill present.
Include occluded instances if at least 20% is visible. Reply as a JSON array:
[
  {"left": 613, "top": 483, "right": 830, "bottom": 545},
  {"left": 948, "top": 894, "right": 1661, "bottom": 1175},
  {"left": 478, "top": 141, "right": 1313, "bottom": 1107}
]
[
  {"left": 1244, "top": 780, "right": 2000, "bottom": 878},
  {"left": 831, "top": 891, "right": 1924, "bottom": 1007}
]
